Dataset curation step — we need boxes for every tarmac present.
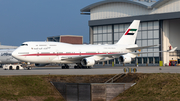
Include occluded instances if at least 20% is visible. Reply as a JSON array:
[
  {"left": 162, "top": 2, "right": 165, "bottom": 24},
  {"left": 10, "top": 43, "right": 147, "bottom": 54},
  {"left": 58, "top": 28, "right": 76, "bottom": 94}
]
[{"left": 0, "top": 65, "right": 180, "bottom": 75}]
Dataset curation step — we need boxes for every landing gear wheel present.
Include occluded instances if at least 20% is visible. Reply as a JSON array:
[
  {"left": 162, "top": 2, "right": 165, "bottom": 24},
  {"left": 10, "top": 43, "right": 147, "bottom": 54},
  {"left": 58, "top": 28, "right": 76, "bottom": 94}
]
[
  {"left": 9, "top": 66, "right": 13, "bottom": 70},
  {"left": 16, "top": 66, "right": 19, "bottom": 70},
  {"left": 62, "top": 64, "right": 69, "bottom": 69},
  {"left": 26, "top": 67, "right": 32, "bottom": 70},
  {"left": 74, "top": 65, "right": 80, "bottom": 69},
  {"left": 74, "top": 66, "right": 77, "bottom": 69},
  {"left": 74, "top": 64, "right": 92, "bottom": 69}
]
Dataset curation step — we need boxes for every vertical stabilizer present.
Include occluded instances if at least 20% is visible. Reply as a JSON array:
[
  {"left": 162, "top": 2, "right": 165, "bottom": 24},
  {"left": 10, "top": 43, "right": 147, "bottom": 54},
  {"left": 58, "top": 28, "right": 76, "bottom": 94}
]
[{"left": 116, "top": 20, "right": 140, "bottom": 45}]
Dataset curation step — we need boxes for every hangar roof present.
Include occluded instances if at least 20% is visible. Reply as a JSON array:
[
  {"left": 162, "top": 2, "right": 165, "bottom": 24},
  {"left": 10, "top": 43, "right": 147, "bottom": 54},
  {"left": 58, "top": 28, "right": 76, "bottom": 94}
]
[
  {"left": 152, "top": 0, "right": 169, "bottom": 8},
  {"left": 81, "top": 0, "right": 169, "bottom": 12}
]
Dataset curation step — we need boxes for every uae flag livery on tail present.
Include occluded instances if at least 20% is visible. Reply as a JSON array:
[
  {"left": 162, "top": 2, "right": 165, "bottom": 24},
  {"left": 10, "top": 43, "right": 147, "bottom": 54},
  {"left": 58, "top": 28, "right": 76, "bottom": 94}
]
[
  {"left": 116, "top": 20, "right": 140, "bottom": 45},
  {"left": 125, "top": 29, "right": 137, "bottom": 35}
]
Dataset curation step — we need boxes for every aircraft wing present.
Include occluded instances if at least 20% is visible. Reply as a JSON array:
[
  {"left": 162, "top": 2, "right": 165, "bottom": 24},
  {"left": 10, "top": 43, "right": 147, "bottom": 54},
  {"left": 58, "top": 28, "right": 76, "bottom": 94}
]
[
  {"left": 59, "top": 54, "right": 119, "bottom": 61},
  {"left": 96, "top": 47, "right": 177, "bottom": 58},
  {"left": 131, "top": 47, "right": 177, "bottom": 55},
  {"left": 60, "top": 55, "right": 92, "bottom": 61},
  {"left": 53, "top": 47, "right": 177, "bottom": 62},
  {"left": 54, "top": 53, "right": 126, "bottom": 62},
  {"left": 126, "top": 44, "right": 159, "bottom": 51}
]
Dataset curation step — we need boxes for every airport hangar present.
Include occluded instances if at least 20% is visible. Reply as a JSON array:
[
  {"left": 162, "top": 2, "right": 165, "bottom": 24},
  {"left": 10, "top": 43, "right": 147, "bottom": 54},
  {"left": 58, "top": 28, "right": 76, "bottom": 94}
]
[{"left": 81, "top": 0, "right": 180, "bottom": 66}]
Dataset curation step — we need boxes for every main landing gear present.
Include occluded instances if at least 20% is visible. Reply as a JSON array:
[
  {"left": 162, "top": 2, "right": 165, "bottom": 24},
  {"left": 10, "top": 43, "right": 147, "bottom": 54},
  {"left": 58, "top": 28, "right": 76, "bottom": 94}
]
[
  {"left": 61, "top": 64, "right": 69, "bottom": 69},
  {"left": 61, "top": 64, "right": 92, "bottom": 69},
  {"left": 74, "top": 63, "right": 92, "bottom": 69}
]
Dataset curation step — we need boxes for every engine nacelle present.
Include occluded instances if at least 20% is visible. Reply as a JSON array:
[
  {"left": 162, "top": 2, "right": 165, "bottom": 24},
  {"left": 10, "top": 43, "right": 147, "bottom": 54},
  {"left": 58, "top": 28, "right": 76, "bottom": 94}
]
[
  {"left": 119, "top": 55, "right": 132, "bottom": 64},
  {"left": 81, "top": 58, "right": 95, "bottom": 66},
  {"left": 35, "top": 63, "right": 49, "bottom": 67}
]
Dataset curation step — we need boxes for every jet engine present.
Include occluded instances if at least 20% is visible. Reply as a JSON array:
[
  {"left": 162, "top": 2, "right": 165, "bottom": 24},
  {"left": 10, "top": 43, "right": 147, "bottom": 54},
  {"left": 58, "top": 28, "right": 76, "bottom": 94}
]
[
  {"left": 81, "top": 58, "right": 95, "bottom": 66},
  {"left": 119, "top": 55, "right": 132, "bottom": 64},
  {"left": 35, "top": 63, "right": 49, "bottom": 67}
]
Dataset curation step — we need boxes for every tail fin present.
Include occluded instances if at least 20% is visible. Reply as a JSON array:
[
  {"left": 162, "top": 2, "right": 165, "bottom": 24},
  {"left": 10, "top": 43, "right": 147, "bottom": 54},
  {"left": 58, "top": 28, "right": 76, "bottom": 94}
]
[{"left": 116, "top": 20, "right": 140, "bottom": 45}]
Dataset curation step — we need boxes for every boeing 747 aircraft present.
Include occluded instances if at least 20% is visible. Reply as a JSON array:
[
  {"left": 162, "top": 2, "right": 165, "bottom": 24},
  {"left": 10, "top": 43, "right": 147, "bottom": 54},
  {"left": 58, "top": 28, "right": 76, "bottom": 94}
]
[{"left": 12, "top": 20, "right": 177, "bottom": 69}]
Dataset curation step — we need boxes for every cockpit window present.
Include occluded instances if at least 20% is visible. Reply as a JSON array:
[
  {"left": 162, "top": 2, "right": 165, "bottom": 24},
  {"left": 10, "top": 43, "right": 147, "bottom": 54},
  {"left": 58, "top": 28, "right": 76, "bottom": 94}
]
[{"left": 21, "top": 44, "right": 28, "bottom": 46}]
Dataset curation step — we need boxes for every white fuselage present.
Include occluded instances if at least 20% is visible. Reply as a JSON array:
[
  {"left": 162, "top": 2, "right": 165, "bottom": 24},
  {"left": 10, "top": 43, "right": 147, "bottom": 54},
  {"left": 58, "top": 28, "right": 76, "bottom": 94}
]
[{"left": 12, "top": 41, "right": 137, "bottom": 64}]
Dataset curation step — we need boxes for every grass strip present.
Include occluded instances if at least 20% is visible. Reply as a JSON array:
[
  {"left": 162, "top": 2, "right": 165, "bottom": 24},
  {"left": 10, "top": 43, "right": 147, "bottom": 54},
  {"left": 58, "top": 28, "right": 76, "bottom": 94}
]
[{"left": 115, "top": 73, "right": 180, "bottom": 101}]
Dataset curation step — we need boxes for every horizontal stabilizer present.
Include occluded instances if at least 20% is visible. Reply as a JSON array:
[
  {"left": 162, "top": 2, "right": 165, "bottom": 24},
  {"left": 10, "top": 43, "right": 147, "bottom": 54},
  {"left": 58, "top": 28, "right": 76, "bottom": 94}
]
[{"left": 168, "top": 47, "right": 177, "bottom": 52}]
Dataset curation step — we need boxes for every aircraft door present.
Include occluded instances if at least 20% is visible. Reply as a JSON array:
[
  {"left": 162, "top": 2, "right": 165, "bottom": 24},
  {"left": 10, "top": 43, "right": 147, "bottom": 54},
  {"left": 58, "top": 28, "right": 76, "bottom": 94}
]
[
  {"left": 56, "top": 49, "right": 62, "bottom": 62},
  {"left": 79, "top": 49, "right": 81, "bottom": 56},
  {"left": 56, "top": 49, "right": 59, "bottom": 56},
  {"left": 35, "top": 45, "right": 39, "bottom": 57},
  {"left": 97, "top": 49, "right": 100, "bottom": 54}
]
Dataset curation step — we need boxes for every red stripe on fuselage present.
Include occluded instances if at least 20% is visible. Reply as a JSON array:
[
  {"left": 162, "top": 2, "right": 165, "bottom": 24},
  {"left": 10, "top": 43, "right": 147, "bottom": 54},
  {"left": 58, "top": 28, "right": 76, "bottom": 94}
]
[
  {"left": 125, "top": 29, "right": 130, "bottom": 35},
  {"left": 21, "top": 53, "right": 119, "bottom": 56}
]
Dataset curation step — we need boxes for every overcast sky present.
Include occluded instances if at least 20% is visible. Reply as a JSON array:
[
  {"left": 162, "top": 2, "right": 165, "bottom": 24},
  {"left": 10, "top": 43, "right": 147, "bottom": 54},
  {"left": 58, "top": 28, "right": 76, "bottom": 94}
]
[{"left": 0, "top": 0, "right": 102, "bottom": 46}]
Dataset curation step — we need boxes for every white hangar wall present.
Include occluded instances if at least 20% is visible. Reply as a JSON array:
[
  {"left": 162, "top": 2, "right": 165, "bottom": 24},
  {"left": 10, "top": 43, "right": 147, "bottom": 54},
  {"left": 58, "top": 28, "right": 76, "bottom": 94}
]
[
  {"left": 151, "top": 0, "right": 180, "bottom": 14},
  {"left": 90, "top": 2, "right": 150, "bottom": 20},
  {"left": 91, "top": 0, "right": 180, "bottom": 20}
]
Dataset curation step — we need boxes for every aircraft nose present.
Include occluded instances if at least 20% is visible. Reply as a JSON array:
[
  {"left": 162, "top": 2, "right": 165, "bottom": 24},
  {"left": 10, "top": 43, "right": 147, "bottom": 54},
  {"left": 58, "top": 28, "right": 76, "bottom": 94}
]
[{"left": 12, "top": 50, "right": 18, "bottom": 58}]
